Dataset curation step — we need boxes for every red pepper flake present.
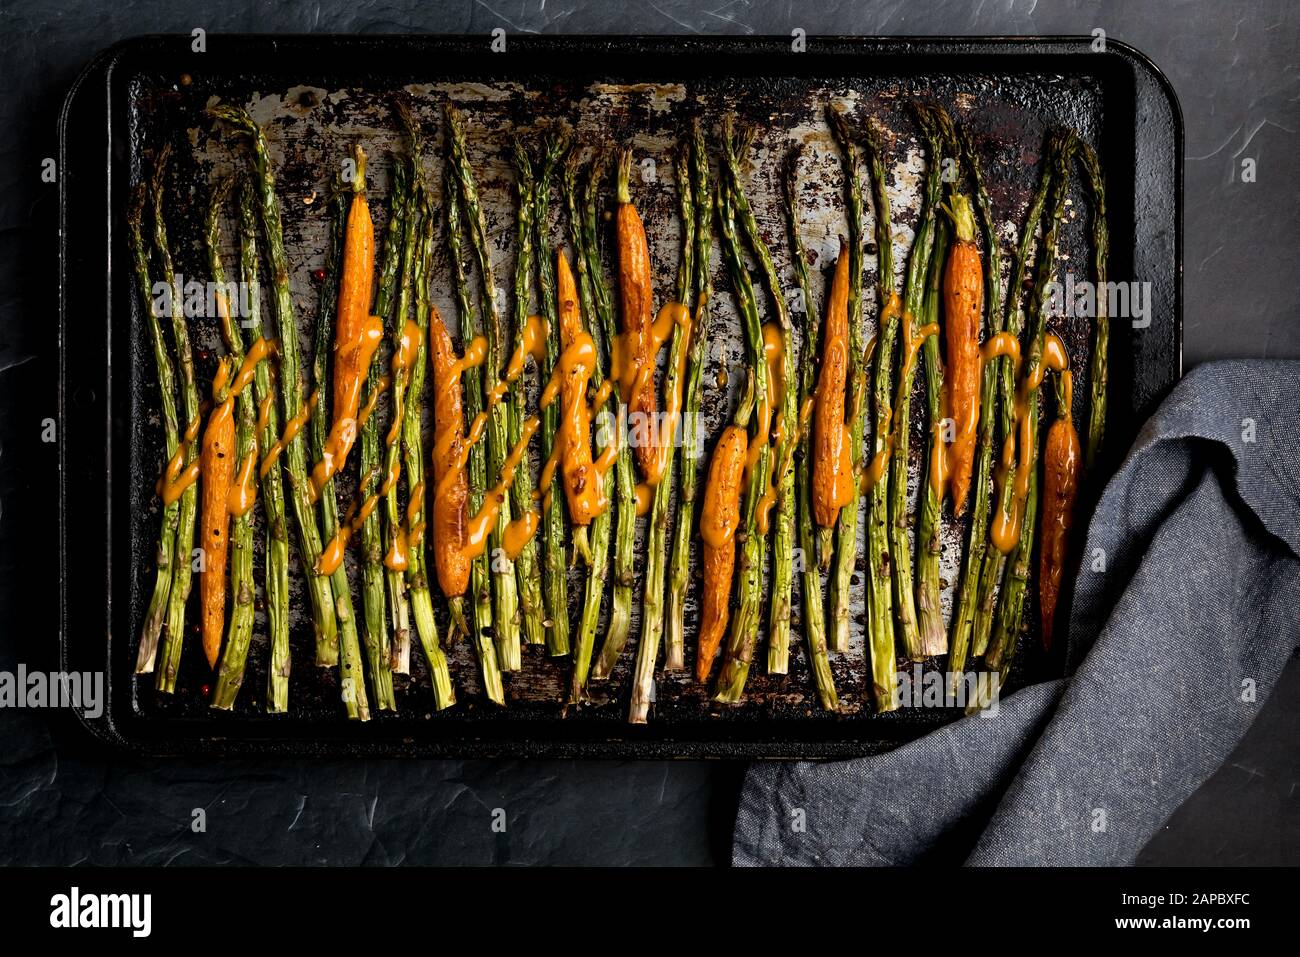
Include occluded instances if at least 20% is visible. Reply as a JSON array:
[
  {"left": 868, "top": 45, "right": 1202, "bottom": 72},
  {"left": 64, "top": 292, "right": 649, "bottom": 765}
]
[
  {"left": 200, "top": 684, "right": 211, "bottom": 697},
  {"left": 311, "top": 268, "right": 327, "bottom": 283}
]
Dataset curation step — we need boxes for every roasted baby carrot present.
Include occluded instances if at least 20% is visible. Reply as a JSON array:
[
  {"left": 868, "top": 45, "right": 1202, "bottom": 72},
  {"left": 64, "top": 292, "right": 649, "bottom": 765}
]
[
  {"left": 429, "top": 313, "right": 472, "bottom": 599},
  {"left": 200, "top": 362, "right": 238, "bottom": 669},
  {"left": 696, "top": 424, "right": 747, "bottom": 683},
  {"left": 1039, "top": 372, "right": 1081, "bottom": 650},
  {"left": 942, "top": 192, "right": 984, "bottom": 515},
  {"left": 312, "top": 145, "right": 382, "bottom": 496},
  {"left": 811, "top": 240, "right": 853, "bottom": 537},
  {"left": 554, "top": 248, "right": 604, "bottom": 527},
  {"left": 615, "top": 149, "right": 659, "bottom": 478},
  {"left": 334, "top": 146, "right": 375, "bottom": 416}
]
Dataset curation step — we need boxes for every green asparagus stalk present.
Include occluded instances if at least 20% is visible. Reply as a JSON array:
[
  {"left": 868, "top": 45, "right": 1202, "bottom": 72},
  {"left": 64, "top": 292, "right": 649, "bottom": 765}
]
[
  {"left": 564, "top": 155, "right": 612, "bottom": 701},
  {"left": 971, "top": 131, "right": 1062, "bottom": 658},
  {"left": 445, "top": 156, "right": 507, "bottom": 705},
  {"left": 397, "top": 106, "right": 456, "bottom": 709},
  {"left": 969, "top": 377, "right": 1049, "bottom": 716},
  {"left": 1078, "top": 140, "right": 1109, "bottom": 474},
  {"left": 205, "top": 177, "right": 259, "bottom": 710},
  {"left": 150, "top": 147, "right": 201, "bottom": 694},
  {"left": 915, "top": 212, "right": 950, "bottom": 660},
  {"left": 948, "top": 125, "right": 1006, "bottom": 692},
  {"left": 232, "top": 177, "right": 292, "bottom": 712},
  {"left": 985, "top": 132, "right": 1077, "bottom": 671},
  {"left": 305, "top": 172, "right": 372, "bottom": 720},
  {"left": 886, "top": 105, "right": 945, "bottom": 663},
  {"left": 445, "top": 103, "right": 523, "bottom": 673},
  {"left": 712, "top": 167, "right": 770, "bottom": 704},
  {"left": 784, "top": 148, "right": 839, "bottom": 711},
  {"left": 531, "top": 131, "right": 572, "bottom": 659},
  {"left": 985, "top": 461, "right": 1041, "bottom": 679},
  {"left": 629, "top": 144, "right": 694, "bottom": 723},
  {"left": 825, "top": 109, "right": 867, "bottom": 657},
  {"left": 718, "top": 122, "right": 798, "bottom": 677},
  {"left": 914, "top": 105, "right": 958, "bottom": 659},
  {"left": 665, "top": 120, "right": 713, "bottom": 673},
  {"left": 967, "top": 454, "right": 1040, "bottom": 716},
  {"left": 859, "top": 117, "right": 901, "bottom": 710},
  {"left": 355, "top": 157, "right": 403, "bottom": 695},
  {"left": 506, "top": 138, "right": 547, "bottom": 650},
  {"left": 130, "top": 183, "right": 178, "bottom": 675},
  {"left": 589, "top": 155, "right": 638, "bottom": 681},
  {"left": 384, "top": 162, "right": 420, "bottom": 675},
  {"left": 208, "top": 105, "right": 340, "bottom": 669}
]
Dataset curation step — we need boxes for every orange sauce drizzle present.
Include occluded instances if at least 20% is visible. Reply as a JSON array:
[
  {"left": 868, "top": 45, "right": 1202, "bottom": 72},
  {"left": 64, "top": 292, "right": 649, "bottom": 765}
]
[
  {"left": 160, "top": 339, "right": 278, "bottom": 506},
  {"left": 228, "top": 444, "right": 259, "bottom": 518},
  {"left": 405, "top": 480, "right": 426, "bottom": 550},
  {"left": 928, "top": 383, "right": 951, "bottom": 499},
  {"left": 381, "top": 320, "right": 422, "bottom": 571},
  {"left": 859, "top": 317, "right": 940, "bottom": 494},
  {"left": 465, "top": 417, "right": 541, "bottom": 561},
  {"left": 315, "top": 320, "right": 423, "bottom": 575},
  {"left": 756, "top": 395, "right": 814, "bottom": 534},
  {"left": 310, "top": 315, "right": 385, "bottom": 496},
  {"left": 486, "top": 315, "right": 547, "bottom": 408},
  {"left": 990, "top": 332, "right": 1069, "bottom": 553},
  {"left": 632, "top": 301, "right": 693, "bottom": 513},
  {"left": 744, "top": 322, "right": 785, "bottom": 482},
  {"left": 356, "top": 373, "right": 391, "bottom": 429},
  {"left": 590, "top": 379, "right": 614, "bottom": 416},
  {"left": 260, "top": 387, "right": 318, "bottom": 481}
]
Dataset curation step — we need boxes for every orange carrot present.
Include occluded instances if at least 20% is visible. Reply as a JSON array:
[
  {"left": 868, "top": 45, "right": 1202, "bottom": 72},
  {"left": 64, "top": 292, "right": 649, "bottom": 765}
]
[
  {"left": 1039, "top": 372, "right": 1081, "bottom": 650},
  {"left": 615, "top": 150, "right": 658, "bottom": 479},
  {"left": 429, "top": 313, "right": 472, "bottom": 599},
  {"left": 696, "top": 425, "right": 747, "bottom": 683},
  {"left": 942, "top": 193, "right": 984, "bottom": 514},
  {"left": 335, "top": 148, "right": 375, "bottom": 414},
  {"left": 311, "top": 146, "right": 382, "bottom": 495},
  {"left": 555, "top": 249, "right": 605, "bottom": 525},
  {"left": 812, "top": 241, "right": 853, "bottom": 529},
  {"left": 200, "top": 361, "right": 238, "bottom": 669}
]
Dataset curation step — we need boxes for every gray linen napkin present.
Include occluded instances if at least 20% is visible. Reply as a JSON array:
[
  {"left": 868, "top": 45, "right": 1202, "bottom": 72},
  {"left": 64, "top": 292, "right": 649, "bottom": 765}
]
[{"left": 733, "top": 360, "right": 1300, "bottom": 865}]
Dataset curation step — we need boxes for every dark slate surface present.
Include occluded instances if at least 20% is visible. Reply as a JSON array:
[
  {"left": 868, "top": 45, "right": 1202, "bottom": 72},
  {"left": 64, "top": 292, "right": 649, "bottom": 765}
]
[{"left": 1, "top": 0, "right": 1296, "bottom": 865}]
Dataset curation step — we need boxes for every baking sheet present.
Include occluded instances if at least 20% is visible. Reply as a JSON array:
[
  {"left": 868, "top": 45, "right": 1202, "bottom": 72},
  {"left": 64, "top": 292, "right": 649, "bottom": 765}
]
[{"left": 58, "top": 35, "right": 1182, "bottom": 756}]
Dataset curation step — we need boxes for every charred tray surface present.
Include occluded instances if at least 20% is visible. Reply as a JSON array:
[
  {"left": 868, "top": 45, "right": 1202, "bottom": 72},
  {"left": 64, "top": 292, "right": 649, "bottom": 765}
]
[{"left": 59, "top": 35, "right": 1181, "bottom": 757}]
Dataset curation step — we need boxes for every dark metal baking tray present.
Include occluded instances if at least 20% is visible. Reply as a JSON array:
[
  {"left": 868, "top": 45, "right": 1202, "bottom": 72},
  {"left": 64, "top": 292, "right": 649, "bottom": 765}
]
[{"left": 58, "top": 34, "right": 1182, "bottom": 758}]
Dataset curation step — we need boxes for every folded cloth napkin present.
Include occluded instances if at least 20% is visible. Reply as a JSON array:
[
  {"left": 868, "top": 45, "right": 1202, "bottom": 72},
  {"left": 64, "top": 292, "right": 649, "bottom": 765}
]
[{"left": 733, "top": 361, "right": 1300, "bottom": 865}]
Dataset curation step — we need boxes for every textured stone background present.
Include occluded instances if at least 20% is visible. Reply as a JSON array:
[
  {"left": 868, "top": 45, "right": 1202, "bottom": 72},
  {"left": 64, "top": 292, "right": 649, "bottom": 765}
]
[{"left": 1, "top": 0, "right": 1296, "bottom": 864}]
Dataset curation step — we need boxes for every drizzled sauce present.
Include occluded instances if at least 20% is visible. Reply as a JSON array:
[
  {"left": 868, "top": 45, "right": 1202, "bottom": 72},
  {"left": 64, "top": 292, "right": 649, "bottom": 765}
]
[
  {"left": 537, "top": 325, "right": 611, "bottom": 526},
  {"left": 928, "top": 382, "right": 952, "bottom": 499},
  {"left": 310, "top": 315, "right": 385, "bottom": 495},
  {"left": 756, "top": 395, "right": 814, "bottom": 534},
  {"left": 380, "top": 319, "right": 424, "bottom": 571},
  {"left": 859, "top": 315, "right": 939, "bottom": 494},
  {"left": 989, "top": 332, "right": 1070, "bottom": 553},
  {"left": 632, "top": 301, "right": 692, "bottom": 513},
  {"left": 159, "top": 413, "right": 203, "bottom": 506},
  {"left": 745, "top": 322, "right": 785, "bottom": 481},
  {"left": 159, "top": 338, "right": 277, "bottom": 506},
  {"left": 260, "top": 387, "right": 318, "bottom": 481},
  {"left": 316, "top": 319, "right": 423, "bottom": 575}
]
